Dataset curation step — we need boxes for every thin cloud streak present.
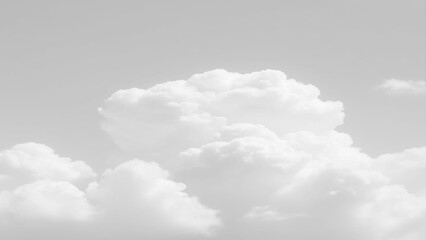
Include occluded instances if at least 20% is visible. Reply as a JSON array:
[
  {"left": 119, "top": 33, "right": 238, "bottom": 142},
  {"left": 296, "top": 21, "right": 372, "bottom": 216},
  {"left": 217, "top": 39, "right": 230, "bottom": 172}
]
[{"left": 378, "top": 79, "right": 425, "bottom": 95}]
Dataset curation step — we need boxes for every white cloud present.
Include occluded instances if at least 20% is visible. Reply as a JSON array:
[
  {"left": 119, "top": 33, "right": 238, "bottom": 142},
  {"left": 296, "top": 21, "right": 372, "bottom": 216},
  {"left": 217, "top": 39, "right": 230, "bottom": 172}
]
[
  {"left": 86, "top": 160, "right": 221, "bottom": 239},
  {"left": 244, "top": 205, "right": 307, "bottom": 222},
  {"left": 1, "top": 69, "right": 424, "bottom": 240},
  {"left": 358, "top": 185, "right": 425, "bottom": 240},
  {"left": 99, "top": 69, "right": 344, "bottom": 165},
  {"left": 0, "top": 143, "right": 98, "bottom": 239},
  {"left": 244, "top": 205, "right": 286, "bottom": 222},
  {"left": 0, "top": 142, "right": 96, "bottom": 189},
  {"left": 378, "top": 79, "right": 426, "bottom": 95},
  {"left": 0, "top": 143, "right": 97, "bottom": 226},
  {"left": 0, "top": 144, "right": 219, "bottom": 240},
  {"left": 97, "top": 69, "right": 424, "bottom": 240},
  {"left": 373, "top": 147, "right": 426, "bottom": 195},
  {"left": 176, "top": 127, "right": 423, "bottom": 239},
  {"left": 0, "top": 180, "right": 94, "bottom": 221}
]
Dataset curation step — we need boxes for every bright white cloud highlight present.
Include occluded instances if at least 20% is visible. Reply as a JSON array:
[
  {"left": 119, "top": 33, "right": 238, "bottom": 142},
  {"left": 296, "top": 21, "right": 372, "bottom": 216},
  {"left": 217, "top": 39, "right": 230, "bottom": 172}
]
[{"left": 378, "top": 79, "right": 426, "bottom": 95}]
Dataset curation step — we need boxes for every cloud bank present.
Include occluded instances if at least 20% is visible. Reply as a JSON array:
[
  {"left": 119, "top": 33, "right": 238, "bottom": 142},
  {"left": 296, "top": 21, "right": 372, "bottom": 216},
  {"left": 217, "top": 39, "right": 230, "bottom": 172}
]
[
  {"left": 1, "top": 69, "right": 424, "bottom": 240},
  {"left": 378, "top": 79, "right": 426, "bottom": 95}
]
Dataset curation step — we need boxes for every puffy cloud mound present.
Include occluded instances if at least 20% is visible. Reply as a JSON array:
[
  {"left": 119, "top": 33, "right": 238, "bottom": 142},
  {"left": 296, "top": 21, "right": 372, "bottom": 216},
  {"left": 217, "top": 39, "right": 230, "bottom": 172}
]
[
  {"left": 176, "top": 126, "right": 425, "bottom": 240},
  {"left": 0, "top": 143, "right": 96, "bottom": 239},
  {"left": 86, "top": 160, "right": 220, "bottom": 239},
  {"left": 0, "top": 144, "right": 220, "bottom": 240},
  {"left": 99, "top": 69, "right": 344, "bottom": 162},
  {"left": 373, "top": 147, "right": 426, "bottom": 195},
  {"left": 0, "top": 143, "right": 96, "bottom": 189},
  {"left": 0, "top": 180, "right": 93, "bottom": 221}
]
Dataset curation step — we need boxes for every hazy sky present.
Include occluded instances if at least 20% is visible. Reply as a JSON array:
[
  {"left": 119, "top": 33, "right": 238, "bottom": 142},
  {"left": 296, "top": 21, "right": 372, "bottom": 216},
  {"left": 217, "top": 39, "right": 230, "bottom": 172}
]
[{"left": 0, "top": 1, "right": 425, "bottom": 240}]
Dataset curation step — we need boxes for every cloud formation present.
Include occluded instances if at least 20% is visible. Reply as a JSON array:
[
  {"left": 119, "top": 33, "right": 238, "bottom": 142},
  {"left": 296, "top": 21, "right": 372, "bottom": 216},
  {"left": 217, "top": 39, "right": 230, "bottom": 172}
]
[
  {"left": 373, "top": 147, "right": 425, "bottom": 195},
  {"left": 1, "top": 70, "right": 424, "bottom": 240},
  {"left": 0, "top": 143, "right": 96, "bottom": 190},
  {"left": 378, "top": 79, "right": 426, "bottom": 95},
  {"left": 86, "top": 160, "right": 220, "bottom": 239},
  {"left": 99, "top": 69, "right": 344, "bottom": 164},
  {"left": 97, "top": 70, "right": 424, "bottom": 239},
  {"left": 176, "top": 126, "right": 424, "bottom": 240},
  {"left": 0, "top": 143, "right": 220, "bottom": 240}
]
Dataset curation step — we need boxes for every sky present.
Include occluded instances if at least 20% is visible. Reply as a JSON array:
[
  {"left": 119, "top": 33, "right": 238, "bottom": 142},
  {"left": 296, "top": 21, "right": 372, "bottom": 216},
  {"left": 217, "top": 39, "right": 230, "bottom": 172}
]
[{"left": 0, "top": 1, "right": 425, "bottom": 240}]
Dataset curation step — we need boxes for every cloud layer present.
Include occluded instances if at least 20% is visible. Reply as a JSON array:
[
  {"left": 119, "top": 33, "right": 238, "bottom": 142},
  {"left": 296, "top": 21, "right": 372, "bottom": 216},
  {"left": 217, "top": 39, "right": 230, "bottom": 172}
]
[{"left": 1, "top": 69, "right": 424, "bottom": 240}]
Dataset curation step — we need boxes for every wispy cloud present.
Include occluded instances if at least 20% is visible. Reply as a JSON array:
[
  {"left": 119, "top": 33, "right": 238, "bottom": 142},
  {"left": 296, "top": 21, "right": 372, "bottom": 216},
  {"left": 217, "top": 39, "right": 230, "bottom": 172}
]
[{"left": 378, "top": 79, "right": 425, "bottom": 95}]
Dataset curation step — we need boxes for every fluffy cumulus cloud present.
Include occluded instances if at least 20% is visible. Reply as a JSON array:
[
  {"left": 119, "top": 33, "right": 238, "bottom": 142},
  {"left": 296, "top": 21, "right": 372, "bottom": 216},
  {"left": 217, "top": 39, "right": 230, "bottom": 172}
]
[
  {"left": 1, "top": 69, "right": 424, "bottom": 240},
  {"left": 176, "top": 126, "right": 424, "bottom": 240},
  {"left": 0, "top": 143, "right": 96, "bottom": 239},
  {"left": 0, "top": 143, "right": 220, "bottom": 240},
  {"left": 99, "top": 69, "right": 343, "bottom": 164},
  {"left": 98, "top": 70, "right": 424, "bottom": 240},
  {"left": 0, "top": 142, "right": 96, "bottom": 189},
  {"left": 373, "top": 147, "right": 425, "bottom": 195},
  {"left": 378, "top": 79, "right": 426, "bottom": 95},
  {"left": 86, "top": 160, "right": 220, "bottom": 239}
]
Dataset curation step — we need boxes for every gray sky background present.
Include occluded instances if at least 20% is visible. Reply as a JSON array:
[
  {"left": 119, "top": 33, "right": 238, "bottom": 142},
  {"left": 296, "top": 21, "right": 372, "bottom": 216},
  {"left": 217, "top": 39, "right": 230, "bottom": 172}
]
[{"left": 0, "top": 0, "right": 424, "bottom": 167}]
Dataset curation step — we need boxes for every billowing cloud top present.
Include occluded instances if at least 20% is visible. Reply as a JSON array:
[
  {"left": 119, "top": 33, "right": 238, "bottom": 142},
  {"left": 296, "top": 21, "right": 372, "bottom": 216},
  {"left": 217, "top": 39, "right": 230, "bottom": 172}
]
[
  {"left": 0, "top": 143, "right": 96, "bottom": 189},
  {"left": 99, "top": 69, "right": 344, "bottom": 163},
  {"left": 1, "top": 70, "right": 425, "bottom": 240}
]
